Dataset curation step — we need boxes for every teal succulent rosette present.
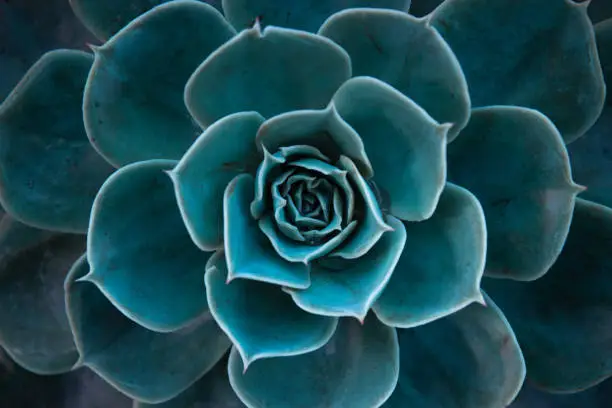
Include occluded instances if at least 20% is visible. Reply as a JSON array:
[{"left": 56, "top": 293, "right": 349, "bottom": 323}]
[{"left": 0, "top": 0, "right": 611, "bottom": 406}]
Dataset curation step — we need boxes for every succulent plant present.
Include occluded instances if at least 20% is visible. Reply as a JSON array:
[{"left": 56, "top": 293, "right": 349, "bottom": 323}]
[{"left": 0, "top": 0, "right": 611, "bottom": 407}]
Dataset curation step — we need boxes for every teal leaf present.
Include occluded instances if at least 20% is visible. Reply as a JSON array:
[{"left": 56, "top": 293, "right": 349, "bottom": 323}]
[
  {"left": 171, "top": 112, "right": 264, "bottom": 251},
  {"left": 66, "top": 255, "right": 231, "bottom": 403},
  {"left": 483, "top": 199, "right": 612, "bottom": 392},
  {"left": 70, "top": 0, "right": 224, "bottom": 40},
  {"left": 135, "top": 355, "right": 243, "bottom": 408},
  {"left": 374, "top": 183, "right": 486, "bottom": 328},
  {"left": 384, "top": 293, "right": 525, "bottom": 408},
  {"left": 333, "top": 77, "right": 448, "bottom": 222},
  {"left": 185, "top": 24, "right": 351, "bottom": 127},
  {"left": 86, "top": 160, "right": 213, "bottom": 333},
  {"left": 205, "top": 252, "right": 337, "bottom": 370},
  {"left": 83, "top": 0, "right": 235, "bottom": 166},
  {"left": 228, "top": 315, "right": 399, "bottom": 408},
  {"left": 222, "top": 0, "right": 410, "bottom": 32},
  {"left": 447, "top": 106, "right": 581, "bottom": 281},
  {"left": 430, "top": 0, "right": 605, "bottom": 142},
  {"left": 319, "top": 8, "right": 470, "bottom": 140},
  {"left": 568, "top": 19, "right": 612, "bottom": 208},
  {"left": 224, "top": 174, "right": 310, "bottom": 289},
  {"left": 256, "top": 106, "right": 373, "bottom": 177},
  {"left": 0, "top": 210, "right": 82, "bottom": 374},
  {"left": 0, "top": 50, "right": 114, "bottom": 233},
  {"left": 287, "top": 216, "right": 406, "bottom": 320},
  {"left": 331, "top": 156, "right": 392, "bottom": 259}
]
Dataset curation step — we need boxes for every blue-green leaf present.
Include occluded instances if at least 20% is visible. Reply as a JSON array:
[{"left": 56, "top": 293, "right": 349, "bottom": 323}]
[
  {"left": 205, "top": 252, "right": 337, "bottom": 370},
  {"left": 483, "top": 198, "right": 612, "bottom": 392},
  {"left": 83, "top": 0, "right": 235, "bottom": 166},
  {"left": 0, "top": 50, "right": 114, "bottom": 233},
  {"left": 374, "top": 183, "right": 486, "bottom": 328},
  {"left": 171, "top": 112, "right": 264, "bottom": 251},
  {"left": 567, "top": 19, "right": 612, "bottom": 208},
  {"left": 70, "top": 0, "right": 224, "bottom": 40},
  {"left": 430, "top": 0, "right": 605, "bottom": 142},
  {"left": 135, "top": 355, "right": 243, "bottom": 408},
  {"left": 222, "top": 0, "right": 410, "bottom": 32},
  {"left": 320, "top": 8, "right": 469, "bottom": 140},
  {"left": 447, "top": 106, "right": 581, "bottom": 281},
  {"left": 384, "top": 293, "right": 525, "bottom": 408},
  {"left": 256, "top": 106, "right": 372, "bottom": 177},
  {"left": 287, "top": 216, "right": 406, "bottom": 320},
  {"left": 333, "top": 77, "right": 448, "bottom": 222},
  {"left": 224, "top": 174, "right": 310, "bottom": 289},
  {"left": 86, "top": 160, "right": 213, "bottom": 333},
  {"left": 185, "top": 24, "right": 350, "bottom": 127},
  {"left": 66, "top": 255, "right": 230, "bottom": 404},
  {"left": 228, "top": 315, "right": 399, "bottom": 408},
  {"left": 0, "top": 210, "right": 82, "bottom": 374}
]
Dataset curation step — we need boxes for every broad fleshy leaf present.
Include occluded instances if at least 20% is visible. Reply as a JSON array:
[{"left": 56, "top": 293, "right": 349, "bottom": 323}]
[
  {"left": 333, "top": 77, "right": 448, "bottom": 222},
  {"left": 320, "top": 8, "right": 469, "bottom": 140},
  {"left": 384, "top": 293, "right": 525, "bottom": 408},
  {"left": 447, "top": 106, "right": 580, "bottom": 281},
  {"left": 256, "top": 106, "right": 372, "bottom": 177},
  {"left": 331, "top": 156, "right": 392, "bottom": 259},
  {"left": 185, "top": 24, "right": 351, "bottom": 127},
  {"left": 374, "top": 183, "right": 486, "bottom": 328},
  {"left": 135, "top": 355, "right": 243, "bottom": 408},
  {"left": 70, "top": 0, "right": 223, "bottom": 40},
  {"left": 224, "top": 174, "right": 310, "bottom": 289},
  {"left": 0, "top": 210, "right": 82, "bottom": 374},
  {"left": 171, "top": 112, "right": 264, "bottom": 251},
  {"left": 568, "top": 19, "right": 612, "bottom": 208},
  {"left": 0, "top": 50, "right": 114, "bottom": 233},
  {"left": 484, "top": 198, "right": 612, "bottom": 392},
  {"left": 222, "top": 0, "right": 410, "bottom": 32},
  {"left": 430, "top": 0, "right": 605, "bottom": 142},
  {"left": 229, "top": 316, "right": 399, "bottom": 408},
  {"left": 206, "top": 252, "right": 337, "bottom": 370},
  {"left": 86, "top": 160, "right": 213, "bottom": 333},
  {"left": 83, "top": 0, "right": 235, "bottom": 166},
  {"left": 287, "top": 216, "right": 406, "bottom": 320},
  {"left": 66, "top": 255, "right": 230, "bottom": 403}
]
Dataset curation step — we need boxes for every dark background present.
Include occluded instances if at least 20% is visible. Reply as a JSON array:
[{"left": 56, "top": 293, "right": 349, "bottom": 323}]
[{"left": 0, "top": 0, "right": 610, "bottom": 406}]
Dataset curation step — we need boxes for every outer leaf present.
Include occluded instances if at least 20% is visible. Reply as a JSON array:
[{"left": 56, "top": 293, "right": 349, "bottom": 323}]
[
  {"left": 568, "top": 18, "right": 612, "bottom": 208},
  {"left": 135, "top": 355, "right": 243, "bottom": 408},
  {"left": 447, "top": 106, "right": 581, "bottom": 281},
  {"left": 484, "top": 199, "right": 612, "bottom": 392},
  {"left": 0, "top": 50, "right": 114, "bottom": 233},
  {"left": 205, "top": 252, "right": 337, "bottom": 370},
  {"left": 65, "top": 255, "right": 230, "bottom": 403},
  {"left": 185, "top": 24, "right": 351, "bottom": 127},
  {"left": 430, "top": 0, "right": 605, "bottom": 142},
  {"left": 171, "top": 112, "right": 264, "bottom": 251},
  {"left": 70, "top": 0, "right": 223, "bottom": 40},
  {"left": 222, "top": 0, "right": 410, "bottom": 32},
  {"left": 83, "top": 0, "right": 235, "bottom": 166},
  {"left": 287, "top": 216, "right": 406, "bottom": 320},
  {"left": 320, "top": 8, "right": 469, "bottom": 140},
  {"left": 86, "top": 160, "right": 213, "bottom": 333},
  {"left": 384, "top": 293, "right": 525, "bottom": 407},
  {"left": 374, "top": 183, "right": 486, "bottom": 328},
  {"left": 0, "top": 209, "right": 82, "bottom": 374},
  {"left": 333, "top": 77, "right": 448, "bottom": 222},
  {"left": 228, "top": 316, "right": 399, "bottom": 408}
]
